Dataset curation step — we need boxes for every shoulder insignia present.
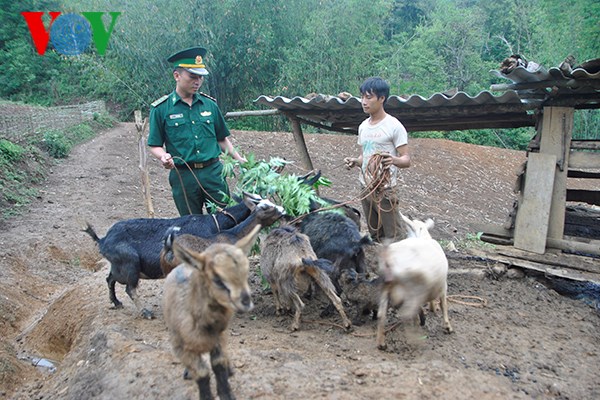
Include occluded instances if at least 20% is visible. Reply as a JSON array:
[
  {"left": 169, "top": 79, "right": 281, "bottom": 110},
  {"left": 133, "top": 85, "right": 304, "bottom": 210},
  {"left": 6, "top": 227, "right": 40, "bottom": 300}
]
[
  {"left": 151, "top": 95, "right": 169, "bottom": 107},
  {"left": 198, "top": 91, "right": 217, "bottom": 102}
]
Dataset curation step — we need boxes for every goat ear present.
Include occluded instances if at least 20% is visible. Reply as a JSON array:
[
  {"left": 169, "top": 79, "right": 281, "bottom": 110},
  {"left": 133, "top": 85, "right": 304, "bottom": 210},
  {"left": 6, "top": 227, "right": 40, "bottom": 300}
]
[
  {"left": 424, "top": 218, "right": 434, "bottom": 230},
  {"left": 172, "top": 241, "right": 206, "bottom": 270},
  {"left": 242, "top": 192, "right": 261, "bottom": 210},
  {"left": 399, "top": 212, "right": 411, "bottom": 225},
  {"left": 235, "top": 224, "right": 261, "bottom": 255},
  {"left": 399, "top": 212, "right": 417, "bottom": 236}
]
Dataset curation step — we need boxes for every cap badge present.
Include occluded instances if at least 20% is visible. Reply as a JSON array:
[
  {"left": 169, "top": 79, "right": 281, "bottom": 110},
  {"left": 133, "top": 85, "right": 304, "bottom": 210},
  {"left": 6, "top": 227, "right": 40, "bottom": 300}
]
[{"left": 195, "top": 55, "right": 203, "bottom": 65}]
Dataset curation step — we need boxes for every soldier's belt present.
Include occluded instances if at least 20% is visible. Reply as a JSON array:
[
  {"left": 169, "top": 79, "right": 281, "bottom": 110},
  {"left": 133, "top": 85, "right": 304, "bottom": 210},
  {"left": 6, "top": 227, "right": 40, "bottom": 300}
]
[{"left": 176, "top": 158, "right": 219, "bottom": 169}]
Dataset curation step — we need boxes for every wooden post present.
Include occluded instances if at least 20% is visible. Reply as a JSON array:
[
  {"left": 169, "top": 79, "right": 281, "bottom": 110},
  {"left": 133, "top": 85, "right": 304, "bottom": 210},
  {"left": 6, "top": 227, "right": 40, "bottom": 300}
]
[
  {"left": 135, "top": 110, "right": 155, "bottom": 218},
  {"left": 513, "top": 153, "right": 557, "bottom": 254},
  {"left": 289, "top": 116, "right": 314, "bottom": 172},
  {"left": 539, "top": 107, "right": 574, "bottom": 241}
]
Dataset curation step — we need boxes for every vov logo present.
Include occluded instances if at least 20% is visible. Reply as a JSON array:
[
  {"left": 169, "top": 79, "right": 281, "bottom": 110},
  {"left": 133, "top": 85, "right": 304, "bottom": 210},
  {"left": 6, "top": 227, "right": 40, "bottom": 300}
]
[{"left": 21, "top": 12, "right": 122, "bottom": 56}]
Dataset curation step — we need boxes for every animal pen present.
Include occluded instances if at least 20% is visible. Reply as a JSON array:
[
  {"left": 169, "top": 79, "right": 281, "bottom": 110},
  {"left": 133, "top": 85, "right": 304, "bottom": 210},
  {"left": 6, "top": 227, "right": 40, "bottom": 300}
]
[{"left": 247, "top": 57, "right": 600, "bottom": 283}]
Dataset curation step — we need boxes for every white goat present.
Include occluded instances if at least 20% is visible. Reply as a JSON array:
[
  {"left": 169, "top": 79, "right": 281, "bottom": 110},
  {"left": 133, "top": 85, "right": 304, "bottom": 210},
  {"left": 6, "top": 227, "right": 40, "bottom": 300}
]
[
  {"left": 376, "top": 213, "right": 453, "bottom": 350},
  {"left": 162, "top": 224, "right": 260, "bottom": 400}
]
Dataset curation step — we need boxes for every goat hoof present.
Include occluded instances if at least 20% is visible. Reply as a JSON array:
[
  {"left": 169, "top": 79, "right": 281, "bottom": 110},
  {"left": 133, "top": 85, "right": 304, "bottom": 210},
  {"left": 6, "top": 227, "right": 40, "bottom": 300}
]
[
  {"left": 140, "top": 309, "right": 154, "bottom": 319},
  {"left": 110, "top": 303, "right": 123, "bottom": 310},
  {"left": 377, "top": 343, "right": 388, "bottom": 351},
  {"left": 183, "top": 368, "right": 192, "bottom": 380}
]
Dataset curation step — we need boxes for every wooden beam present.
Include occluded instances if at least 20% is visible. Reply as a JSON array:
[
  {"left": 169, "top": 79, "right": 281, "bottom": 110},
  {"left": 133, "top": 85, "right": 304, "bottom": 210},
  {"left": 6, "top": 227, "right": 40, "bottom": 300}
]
[
  {"left": 478, "top": 223, "right": 600, "bottom": 257},
  {"left": 569, "top": 150, "right": 600, "bottom": 169},
  {"left": 468, "top": 248, "right": 600, "bottom": 284},
  {"left": 288, "top": 116, "right": 314, "bottom": 172},
  {"left": 225, "top": 109, "right": 280, "bottom": 118},
  {"left": 539, "top": 107, "right": 574, "bottom": 240},
  {"left": 571, "top": 140, "right": 600, "bottom": 151}
]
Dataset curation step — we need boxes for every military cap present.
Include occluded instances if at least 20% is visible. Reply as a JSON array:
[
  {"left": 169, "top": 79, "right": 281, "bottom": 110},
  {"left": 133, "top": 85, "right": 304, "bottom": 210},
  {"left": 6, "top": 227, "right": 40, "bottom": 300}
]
[{"left": 167, "top": 47, "right": 209, "bottom": 76}]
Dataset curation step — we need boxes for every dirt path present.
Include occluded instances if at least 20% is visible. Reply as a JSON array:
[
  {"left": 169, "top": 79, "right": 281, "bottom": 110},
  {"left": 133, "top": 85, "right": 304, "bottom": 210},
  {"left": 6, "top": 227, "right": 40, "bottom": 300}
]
[{"left": 1, "top": 123, "right": 599, "bottom": 399}]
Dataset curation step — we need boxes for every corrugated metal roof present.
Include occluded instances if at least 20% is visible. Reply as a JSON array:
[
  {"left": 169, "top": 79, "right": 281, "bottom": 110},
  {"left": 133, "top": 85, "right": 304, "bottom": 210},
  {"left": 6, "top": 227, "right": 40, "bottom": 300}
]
[
  {"left": 491, "top": 58, "right": 600, "bottom": 82},
  {"left": 490, "top": 57, "right": 600, "bottom": 108},
  {"left": 255, "top": 90, "right": 533, "bottom": 133},
  {"left": 253, "top": 57, "right": 599, "bottom": 133}
]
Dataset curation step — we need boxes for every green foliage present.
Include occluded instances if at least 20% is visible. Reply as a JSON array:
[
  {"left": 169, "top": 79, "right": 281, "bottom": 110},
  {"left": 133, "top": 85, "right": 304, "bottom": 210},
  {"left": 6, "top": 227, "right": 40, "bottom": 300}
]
[
  {"left": 221, "top": 153, "right": 325, "bottom": 217},
  {"left": 0, "top": 139, "right": 46, "bottom": 218},
  {"left": 92, "top": 112, "right": 118, "bottom": 129},
  {"left": 441, "top": 231, "right": 495, "bottom": 252},
  {"left": 411, "top": 127, "right": 533, "bottom": 150},
  {"left": 573, "top": 110, "right": 600, "bottom": 140},
  {"left": 40, "top": 117, "right": 111, "bottom": 159},
  {"left": 0, "top": 139, "right": 25, "bottom": 161},
  {"left": 226, "top": 115, "right": 291, "bottom": 132},
  {"left": 42, "top": 130, "right": 72, "bottom": 158},
  {"left": 3, "top": 0, "right": 597, "bottom": 145}
]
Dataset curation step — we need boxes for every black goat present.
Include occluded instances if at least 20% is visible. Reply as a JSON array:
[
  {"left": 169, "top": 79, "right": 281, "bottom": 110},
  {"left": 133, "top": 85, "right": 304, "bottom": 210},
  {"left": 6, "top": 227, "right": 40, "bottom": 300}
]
[
  {"left": 160, "top": 200, "right": 285, "bottom": 276},
  {"left": 83, "top": 192, "right": 271, "bottom": 319},
  {"left": 299, "top": 211, "right": 372, "bottom": 285},
  {"left": 338, "top": 269, "right": 382, "bottom": 326}
]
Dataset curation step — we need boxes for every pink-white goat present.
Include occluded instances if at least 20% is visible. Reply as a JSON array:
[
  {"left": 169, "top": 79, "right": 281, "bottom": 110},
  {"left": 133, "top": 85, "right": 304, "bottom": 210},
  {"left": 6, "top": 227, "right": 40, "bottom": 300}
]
[{"left": 376, "top": 213, "right": 453, "bottom": 350}]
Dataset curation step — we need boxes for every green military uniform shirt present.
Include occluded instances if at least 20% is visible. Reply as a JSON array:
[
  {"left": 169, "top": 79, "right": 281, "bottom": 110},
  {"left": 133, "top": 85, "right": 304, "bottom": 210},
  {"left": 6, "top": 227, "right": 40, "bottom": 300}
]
[
  {"left": 148, "top": 91, "right": 231, "bottom": 215},
  {"left": 148, "top": 91, "right": 230, "bottom": 166}
]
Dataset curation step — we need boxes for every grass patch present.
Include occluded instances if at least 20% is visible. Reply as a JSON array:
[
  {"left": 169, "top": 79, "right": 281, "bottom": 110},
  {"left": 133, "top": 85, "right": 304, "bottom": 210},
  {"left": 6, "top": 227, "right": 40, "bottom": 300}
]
[{"left": 442, "top": 232, "right": 495, "bottom": 252}]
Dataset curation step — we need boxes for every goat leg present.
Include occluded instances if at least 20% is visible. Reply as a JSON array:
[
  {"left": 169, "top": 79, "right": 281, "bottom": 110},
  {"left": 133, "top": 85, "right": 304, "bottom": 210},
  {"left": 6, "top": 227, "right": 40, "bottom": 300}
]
[
  {"left": 290, "top": 292, "right": 305, "bottom": 331},
  {"left": 196, "top": 376, "right": 213, "bottom": 400},
  {"left": 184, "top": 352, "right": 213, "bottom": 399},
  {"left": 125, "top": 285, "right": 154, "bottom": 319},
  {"left": 211, "top": 345, "right": 235, "bottom": 400},
  {"left": 418, "top": 308, "right": 426, "bottom": 326},
  {"left": 308, "top": 269, "right": 351, "bottom": 330},
  {"left": 439, "top": 294, "right": 453, "bottom": 333},
  {"left": 106, "top": 274, "right": 122, "bottom": 309},
  {"left": 376, "top": 289, "right": 390, "bottom": 350},
  {"left": 271, "top": 285, "right": 284, "bottom": 316}
]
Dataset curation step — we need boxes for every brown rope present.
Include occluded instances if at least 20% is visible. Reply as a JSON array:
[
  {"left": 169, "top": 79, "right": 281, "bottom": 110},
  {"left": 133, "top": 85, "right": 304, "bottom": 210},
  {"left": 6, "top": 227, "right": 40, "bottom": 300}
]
[
  {"left": 361, "top": 153, "right": 400, "bottom": 238},
  {"left": 350, "top": 320, "right": 403, "bottom": 338},
  {"left": 171, "top": 156, "right": 228, "bottom": 215},
  {"left": 447, "top": 295, "right": 488, "bottom": 308},
  {"left": 364, "top": 153, "right": 391, "bottom": 196}
]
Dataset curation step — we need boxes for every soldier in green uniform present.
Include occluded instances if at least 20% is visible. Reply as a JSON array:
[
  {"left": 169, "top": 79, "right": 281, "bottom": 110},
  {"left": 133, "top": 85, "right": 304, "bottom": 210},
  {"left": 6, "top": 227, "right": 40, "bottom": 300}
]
[{"left": 148, "top": 47, "right": 247, "bottom": 216}]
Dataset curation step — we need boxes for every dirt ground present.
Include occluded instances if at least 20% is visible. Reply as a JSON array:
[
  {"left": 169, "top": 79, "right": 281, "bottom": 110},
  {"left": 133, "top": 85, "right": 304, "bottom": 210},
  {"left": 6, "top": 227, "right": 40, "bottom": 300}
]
[{"left": 1, "top": 123, "right": 599, "bottom": 400}]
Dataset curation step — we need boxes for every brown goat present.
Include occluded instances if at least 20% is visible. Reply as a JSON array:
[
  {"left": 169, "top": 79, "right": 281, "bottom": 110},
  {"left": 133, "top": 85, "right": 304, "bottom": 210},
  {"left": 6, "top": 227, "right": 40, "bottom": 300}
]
[
  {"left": 260, "top": 225, "right": 352, "bottom": 331},
  {"left": 162, "top": 225, "right": 260, "bottom": 400}
]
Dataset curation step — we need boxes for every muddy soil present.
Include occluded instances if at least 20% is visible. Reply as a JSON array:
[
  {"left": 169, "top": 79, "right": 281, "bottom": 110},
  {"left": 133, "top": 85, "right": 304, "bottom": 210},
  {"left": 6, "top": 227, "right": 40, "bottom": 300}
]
[{"left": 0, "top": 124, "right": 599, "bottom": 400}]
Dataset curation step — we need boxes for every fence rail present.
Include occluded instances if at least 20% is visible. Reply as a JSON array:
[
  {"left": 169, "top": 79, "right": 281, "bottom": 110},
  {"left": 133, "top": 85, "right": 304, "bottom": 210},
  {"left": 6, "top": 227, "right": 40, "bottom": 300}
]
[{"left": 0, "top": 100, "right": 106, "bottom": 143}]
